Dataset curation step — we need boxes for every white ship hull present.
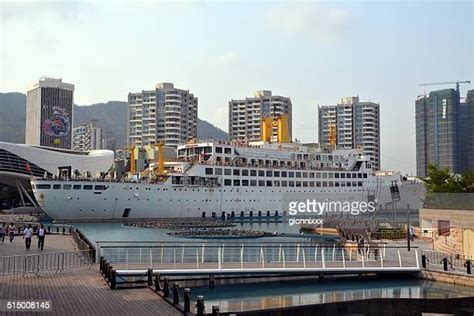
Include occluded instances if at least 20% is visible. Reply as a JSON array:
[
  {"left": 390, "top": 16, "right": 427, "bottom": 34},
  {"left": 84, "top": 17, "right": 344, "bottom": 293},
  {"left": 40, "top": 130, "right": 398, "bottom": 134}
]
[{"left": 31, "top": 179, "right": 425, "bottom": 221}]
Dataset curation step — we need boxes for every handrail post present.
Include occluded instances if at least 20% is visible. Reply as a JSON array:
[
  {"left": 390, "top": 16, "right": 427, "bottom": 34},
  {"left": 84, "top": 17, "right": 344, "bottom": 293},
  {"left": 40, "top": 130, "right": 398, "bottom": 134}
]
[
  {"left": 202, "top": 244, "right": 205, "bottom": 263},
  {"left": 361, "top": 251, "right": 365, "bottom": 268},
  {"left": 160, "top": 244, "right": 163, "bottom": 263},
  {"left": 126, "top": 249, "right": 128, "bottom": 271},
  {"left": 196, "top": 249, "right": 199, "bottom": 269},
  {"left": 260, "top": 245, "right": 264, "bottom": 269},
  {"left": 278, "top": 244, "right": 282, "bottom": 262},
  {"left": 240, "top": 245, "right": 244, "bottom": 269},
  {"left": 322, "top": 247, "right": 325, "bottom": 269},
  {"left": 182, "top": 244, "right": 185, "bottom": 264},
  {"left": 173, "top": 249, "right": 176, "bottom": 270},
  {"left": 302, "top": 248, "right": 306, "bottom": 268},
  {"left": 415, "top": 250, "right": 419, "bottom": 269},
  {"left": 282, "top": 248, "right": 286, "bottom": 268},
  {"left": 314, "top": 245, "right": 318, "bottom": 262},
  {"left": 381, "top": 248, "right": 384, "bottom": 268},
  {"left": 296, "top": 243, "right": 300, "bottom": 262},
  {"left": 218, "top": 247, "right": 221, "bottom": 270},
  {"left": 149, "top": 249, "right": 152, "bottom": 269},
  {"left": 342, "top": 248, "right": 345, "bottom": 269},
  {"left": 398, "top": 250, "right": 402, "bottom": 268},
  {"left": 332, "top": 244, "right": 335, "bottom": 261}
]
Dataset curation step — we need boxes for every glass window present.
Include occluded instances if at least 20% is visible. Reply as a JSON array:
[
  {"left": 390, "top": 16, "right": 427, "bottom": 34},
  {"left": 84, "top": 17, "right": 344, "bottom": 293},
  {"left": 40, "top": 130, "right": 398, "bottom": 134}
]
[
  {"left": 83, "top": 185, "right": 93, "bottom": 190},
  {"left": 309, "top": 181, "right": 315, "bottom": 187},
  {"left": 316, "top": 173, "right": 321, "bottom": 178},
  {"left": 289, "top": 172, "right": 295, "bottom": 178},
  {"left": 358, "top": 173, "right": 362, "bottom": 178},
  {"left": 296, "top": 172, "right": 301, "bottom": 178},
  {"left": 250, "top": 170, "right": 257, "bottom": 177},
  {"left": 296, "top": 181, "right": 301, "bottom": 187},
  {"left": 258, "top": 180, "right": 265, "bottom": 186},
  {"left": 242, "top": 179, "right": 249, "bottom": 186},
  {"left": 335, "top": 182, "right": 340, "bottom": 187},
  {"left": 63, "top": 184, "right": 71, "bottom": 190},
  {"left": 281, "top": 181, "right": 288, "bottom": 187},
  {"left": 224, "top": 169, "right": 231, "bottom": 176},
  {"left": 347, "top": 182, "right": 351, "bottom": 187},
  {"left": 346, "top": 173, "right": 351, "bottom": 178},
  {"left": 266, "top": 180, "right": 272, "bottom": 187},
  {"left": 233, "top": 169, "right": 240, "bottom": 176},
  {"left": 303, "top": 181, "right": 308, "bottom": 187},
  {"left": 205, "top": 168, "right": 213, "bottom": 175},
  {"left": 363, "top": 173, "right": 368, "bottom": 178},
  {"left": 358, "top": 181, "right": 363, "bottom": 187},
  {"left": 94, "top": 185, "right": 108, "bottom": 190},
  {"left": 322, "top": 182, "right": 327, "bottom": 187},
  {"left": 266, "top": 170, "right": 272, "bottom": 177},
  {"left": 258, "top": 170, "right": 265, "bottom": 177},
  {"left": 274, "top": 171, "right": 280, "bottom": 177},
  {"left": 341, "top": 173, "right": 346, "bottom": 179},
  {"left": 53, "top": 184, "right": 61, "bottom": 189},
  {"left": 289, "top": 181, "right": 295, "bottom": 187},
  {"left": 250, "top": 180, "right": 257, "bottom": 186},
  {"left": 335, "top": 173, "right": 340, "bottom": 178},
  {"left": 309, "top": 172, "right": 315, "bottom": 178},
  {"left": 316, "top": 182, "right": 321, "bottom": 187},
  {"left": 73, "top": 185, "right": 81, "bottom": 190},
  {"left": 224, "top": 179, "right": 232, "bottom": 186},
  {"left": 215, "top": 168, "right": 222, "bottom": 175},
  {"left": 36, "top": 184, "right": 51, "bottom": 189},
  {"left": 233, "top": 179, "right": 240, "bottom": 186},
  {"left": 281, "top": 171, "right": 287, "bottom": 177},
  {"left": 215, "top": 147, "right": 222, "bottom": 153},
  {"left": 242, "top": 169, "right": 249, "bottom": 176},
  {"left": 322, "top": 173, "right": 328, "bottom": 179},
  {"left": 274, "top": 180, "right": 280, "bottom": 187},
  {"left": 224, "top": 147, "right": 232, "bottom": 154},
  {"left": 303, "top": 172, "right": 308, "bottom": 178}
]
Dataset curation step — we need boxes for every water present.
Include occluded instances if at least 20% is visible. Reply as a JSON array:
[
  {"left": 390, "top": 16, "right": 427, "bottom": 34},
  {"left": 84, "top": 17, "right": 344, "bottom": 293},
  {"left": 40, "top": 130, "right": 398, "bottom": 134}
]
[
  {"left": 74, "top": 221, "right": 318, "bottom": 245},
  {"left": 188, "top": 277, "right": 474, "bottom": 313}
]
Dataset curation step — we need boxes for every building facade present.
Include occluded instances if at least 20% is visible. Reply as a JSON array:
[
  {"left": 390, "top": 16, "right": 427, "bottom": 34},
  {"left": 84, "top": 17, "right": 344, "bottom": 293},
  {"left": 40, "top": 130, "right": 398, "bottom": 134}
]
[
  {"left": 318, "top": 96, "right": 380, "bottom": 170},
  {"left": 72, "top": 120, "right": 103, "bottom": 152},
  {"left": 228, "top": 90, "right": 292, "bottom": 141},
  {"left": 459, "top": 90, "right": 474, "bottom": 172},
  {"left": 26, "top": 77, "right": 74, "bottom": 149},
  {"left": 128, "top": 83, "right": 198, "bottom": 148},
  {"left": 415, "top": 89, "right": 463, "bottom": 177}
]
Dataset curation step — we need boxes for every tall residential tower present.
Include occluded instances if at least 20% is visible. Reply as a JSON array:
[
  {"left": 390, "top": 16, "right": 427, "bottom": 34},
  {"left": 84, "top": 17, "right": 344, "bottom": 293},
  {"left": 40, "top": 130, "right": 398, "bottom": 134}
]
[
  {"left": 128, "top": 83, "right": 198, "bottom": 147},
  {"left": 26, "top": 77, "right": 74, "bottom": 149},
  {"left": 228, "top": 90, "right": 292, "bottom": 141},
  {"left": 318, "top": 96, "right": 380, "bottom": 170},
  {"left": 72, "top": 120, "right": 103, "bottom": 152}
]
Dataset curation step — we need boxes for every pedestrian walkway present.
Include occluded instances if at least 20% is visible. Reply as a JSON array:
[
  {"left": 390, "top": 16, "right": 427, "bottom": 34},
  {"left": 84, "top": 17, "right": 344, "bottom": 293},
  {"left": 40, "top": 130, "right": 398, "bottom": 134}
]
[
  {"left": 0, "top": 234, "right": 76, "bottom": 257},
  {"left": 0, "top": 267, "right": 180, "bottom": 315}
]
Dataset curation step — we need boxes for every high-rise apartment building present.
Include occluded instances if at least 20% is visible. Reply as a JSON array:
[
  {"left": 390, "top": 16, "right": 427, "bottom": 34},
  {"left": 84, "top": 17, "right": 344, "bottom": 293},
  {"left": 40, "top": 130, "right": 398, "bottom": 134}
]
[
  {"left": 415, "top": 89, "right": 463, "bottom": 177},
  {"left": 318, "top": 96, "right": 380, "bottom": 170},
  {"left": 72, "top": 120, "right": 103, "bottom": 152},
  {"left": 26, "top": 77, "right": 74, "bottom": 149},
  {"left": 128, "top": 83, "right": 198, "bottom": 147},
  {"left": 228, "top": 90, "right": 292, "bottom": 141},
  {"left": 456, "top": 89, "right": 474, "bottom": 173}
]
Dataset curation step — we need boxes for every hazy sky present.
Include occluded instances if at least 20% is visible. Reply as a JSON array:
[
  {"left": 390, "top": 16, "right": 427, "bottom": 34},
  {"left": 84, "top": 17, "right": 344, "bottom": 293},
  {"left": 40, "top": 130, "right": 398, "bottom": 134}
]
[{"left": 1, "top": 0, "right": 473, "bottom": 174}]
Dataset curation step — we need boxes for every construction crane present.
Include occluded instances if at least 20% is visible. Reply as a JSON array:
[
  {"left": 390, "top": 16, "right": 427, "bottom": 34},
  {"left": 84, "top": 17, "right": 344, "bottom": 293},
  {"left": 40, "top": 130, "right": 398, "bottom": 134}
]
[{"left": 419, "top": 80, "right": 470, "bottom": 92}]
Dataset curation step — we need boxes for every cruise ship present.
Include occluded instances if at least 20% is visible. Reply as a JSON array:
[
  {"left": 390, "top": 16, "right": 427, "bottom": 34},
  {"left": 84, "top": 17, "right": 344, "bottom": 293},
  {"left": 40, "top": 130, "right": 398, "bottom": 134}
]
[{"left": 30, "top": 140, "right": 425, "bottom": 221}]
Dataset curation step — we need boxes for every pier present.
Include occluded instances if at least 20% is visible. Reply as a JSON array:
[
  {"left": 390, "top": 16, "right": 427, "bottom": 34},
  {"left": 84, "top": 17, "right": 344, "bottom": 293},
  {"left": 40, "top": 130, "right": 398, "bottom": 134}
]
[{"left": 97, "top": 241, "right": 421, "bottom": 278}]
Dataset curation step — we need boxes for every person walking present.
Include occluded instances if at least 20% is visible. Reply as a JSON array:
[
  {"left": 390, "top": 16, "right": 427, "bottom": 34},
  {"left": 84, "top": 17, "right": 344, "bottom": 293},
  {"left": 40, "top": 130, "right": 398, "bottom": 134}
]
[
  {"left": 0, "top": 223, "right": 5, "bottom": 243},
  {"left": 23, "top": 224, "right": 33, "bottom": 250},
  {"left": 8, "top": 223, "right": 15, "bottom": 243},
  {"left": 37, "top": 224, "right": 46, "bottom": 250}
]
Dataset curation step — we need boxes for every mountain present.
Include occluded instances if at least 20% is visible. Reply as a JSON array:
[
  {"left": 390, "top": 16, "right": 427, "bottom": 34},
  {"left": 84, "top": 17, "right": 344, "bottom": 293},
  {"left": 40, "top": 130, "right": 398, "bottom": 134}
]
[{"left": 0, "top": 92, "right": 228, "bottom": 148}]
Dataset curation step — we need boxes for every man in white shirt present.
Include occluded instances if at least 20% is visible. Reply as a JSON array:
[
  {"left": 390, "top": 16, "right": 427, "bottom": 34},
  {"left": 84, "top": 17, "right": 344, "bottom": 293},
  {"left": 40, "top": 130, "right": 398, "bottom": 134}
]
[
  {"left": 23, "top": 224, "right": 33, "bottom": 250},
  {"left": 38, "top": 224, "right": 46, "bottom": 250}
]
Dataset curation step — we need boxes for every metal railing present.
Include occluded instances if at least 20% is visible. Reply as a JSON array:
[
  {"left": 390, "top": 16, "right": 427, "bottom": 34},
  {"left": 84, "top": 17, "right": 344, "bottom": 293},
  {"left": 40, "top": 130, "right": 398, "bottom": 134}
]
[
  {"left": 97, "top": 241, "right": 420, "bottom": 272},
  {"left": 421, "top": 250, "right": 473, "bottom": 272},
  {"left": 0, "top": 249, "right": 94, "bottom": 276}
]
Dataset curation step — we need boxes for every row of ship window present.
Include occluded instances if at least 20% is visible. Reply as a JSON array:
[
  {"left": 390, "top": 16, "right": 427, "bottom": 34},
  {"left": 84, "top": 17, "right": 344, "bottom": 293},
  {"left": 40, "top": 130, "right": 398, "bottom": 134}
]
[
  {"left": 222, "top": 179, "right": 364, "bottom": 187},
  {"left": 205, "top": 168, "right": 368, "bottom": 179},
  {"left": 34, "top": 184, "right": 109, "bottom": 191}
]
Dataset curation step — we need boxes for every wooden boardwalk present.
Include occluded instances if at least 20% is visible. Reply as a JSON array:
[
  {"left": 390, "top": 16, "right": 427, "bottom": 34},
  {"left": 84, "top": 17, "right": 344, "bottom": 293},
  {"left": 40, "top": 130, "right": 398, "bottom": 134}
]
[
  {"left": 0, "top": 235, "right": 180, "bottom": 315},
  {"left": 0, "top": 234, "right": 76, "bottom": 257},
  {"left": 0, "top": 267, "right": 180, "bottom": 315}
]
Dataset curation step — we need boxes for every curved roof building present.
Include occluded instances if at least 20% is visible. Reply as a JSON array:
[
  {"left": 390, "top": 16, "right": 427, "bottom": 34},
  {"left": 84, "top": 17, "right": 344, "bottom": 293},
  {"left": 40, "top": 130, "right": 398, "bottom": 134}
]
[{"left": 0, "top": 141, "right": 114, "bottom": 186}]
